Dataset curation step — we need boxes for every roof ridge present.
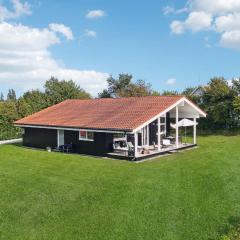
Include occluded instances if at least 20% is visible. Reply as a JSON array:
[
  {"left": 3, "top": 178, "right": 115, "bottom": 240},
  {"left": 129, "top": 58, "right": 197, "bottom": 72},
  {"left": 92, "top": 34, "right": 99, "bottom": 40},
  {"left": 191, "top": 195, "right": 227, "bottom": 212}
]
[{"left": 67, "top": 95, "right": 184, "bottom": 101}]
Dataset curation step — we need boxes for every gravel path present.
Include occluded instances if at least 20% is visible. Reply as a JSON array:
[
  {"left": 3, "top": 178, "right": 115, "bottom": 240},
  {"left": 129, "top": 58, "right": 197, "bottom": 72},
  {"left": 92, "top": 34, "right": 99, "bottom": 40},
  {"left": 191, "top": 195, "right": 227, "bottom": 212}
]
[{"left": 0, "top": 138, "right": 22, "bottom": 145}]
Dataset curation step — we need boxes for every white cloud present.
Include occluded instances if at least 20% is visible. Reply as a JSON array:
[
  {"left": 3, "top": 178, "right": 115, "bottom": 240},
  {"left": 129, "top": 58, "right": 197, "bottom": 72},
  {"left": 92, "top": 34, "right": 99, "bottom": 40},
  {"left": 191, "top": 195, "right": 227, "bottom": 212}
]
[
  {"left": 170, "top": 21, "right": 185, "bottom": 34},
  {"left": 171, "top": 11, "right": 212, "bottom": 34},
  {"left": 168, "top": 0, "right": 240, "bottom": 49},
  {"left": 189, "top": 0, "right": 240, "bottom": 14},
  {"left": 162, "top": 5, "right": 188, "bottom": 15},
  {"left": 0, "top": 0, "right": 31, "bottom": 21},
  {"left": 86, "top": 9, "right": 105, "bottom": 19},
  {"left": 166, "top": 78, "right": 176, "bottom": 85},
  {"left": 0, "top": 22, "right": 108, "bottom": 95},
  {"left": 84, "top": 29, "right": 96, "bottom": 38},
  {"left": 220, "top": 30, "right": 240, "bottom": 49},
  {"left": 185, "top": 11, "right": 212, "bottom": 32},
  {"left": 163, "top": 6, "right": 175, "bottom": 15},
  {"left": 49, "top": 23, "right": 74, "bottom": 41},
  {"left": 214, "top": 13, "right": 240, "bottom": 32}
]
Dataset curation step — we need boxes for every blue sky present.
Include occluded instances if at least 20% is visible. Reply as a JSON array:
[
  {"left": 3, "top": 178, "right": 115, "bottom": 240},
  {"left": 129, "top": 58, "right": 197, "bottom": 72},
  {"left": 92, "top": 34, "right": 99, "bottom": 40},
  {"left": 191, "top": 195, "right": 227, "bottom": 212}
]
[{"left": 0, "top": 0, "right": 240, "bottom": 97}]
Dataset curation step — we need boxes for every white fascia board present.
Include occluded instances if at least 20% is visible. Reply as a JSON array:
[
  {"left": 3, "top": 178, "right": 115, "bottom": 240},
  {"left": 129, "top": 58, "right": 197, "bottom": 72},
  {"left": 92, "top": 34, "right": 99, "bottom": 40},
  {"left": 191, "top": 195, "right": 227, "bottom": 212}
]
[
  {"left": 133, "top": 98, "right": 185, "bottom": 133},
  {"left": 170, "top": 112, "right": 200, "bottom": 118},
  {"left": 132, "top": 97, "right": 206, "bottom": 133},
  {"left": 183, "top": 97, "right": 206, "bottom": 118},
  {"left": 14, "top": 124, "right": 130, "bottom": 134}
]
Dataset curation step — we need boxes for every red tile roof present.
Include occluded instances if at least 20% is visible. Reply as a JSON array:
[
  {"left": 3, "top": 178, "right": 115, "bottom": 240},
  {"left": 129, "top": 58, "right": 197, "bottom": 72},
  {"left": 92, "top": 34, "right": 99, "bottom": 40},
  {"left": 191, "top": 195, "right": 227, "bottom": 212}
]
[{"left": 15, "top": 96, "right": 185, "bottom": 131}]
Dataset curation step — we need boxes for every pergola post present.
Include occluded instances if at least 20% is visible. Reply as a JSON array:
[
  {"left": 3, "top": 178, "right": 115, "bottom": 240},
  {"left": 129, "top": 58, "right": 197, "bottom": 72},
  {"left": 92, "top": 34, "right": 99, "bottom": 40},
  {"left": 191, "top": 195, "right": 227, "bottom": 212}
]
[
  {"left": 147, "top": 125, "right": 149, "bottom": 146},
  {"left": 176, "top": 105, "right": 179, "bottom": 148},
  {"left": 158, "top": 117, "right": 161, "bottom": 151},
  {"left": 193, "top": 118, "right": 197, "bottom": 144},
  {"left": 134, "top": 132, "right": 138, "bottom": 157}
]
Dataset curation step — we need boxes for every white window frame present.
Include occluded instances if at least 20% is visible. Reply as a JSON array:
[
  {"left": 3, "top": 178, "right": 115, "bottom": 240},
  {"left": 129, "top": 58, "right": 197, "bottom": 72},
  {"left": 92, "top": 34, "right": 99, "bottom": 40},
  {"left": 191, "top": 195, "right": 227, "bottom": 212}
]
[
  {"left": 79, "top": 131, "right": 94, "bottom": 141},
  {"left": 141, "top": 126, "right": 149, "bottom": 146},
  {"left": 159, "top": 116, "right": 166, "bottom": 135}
]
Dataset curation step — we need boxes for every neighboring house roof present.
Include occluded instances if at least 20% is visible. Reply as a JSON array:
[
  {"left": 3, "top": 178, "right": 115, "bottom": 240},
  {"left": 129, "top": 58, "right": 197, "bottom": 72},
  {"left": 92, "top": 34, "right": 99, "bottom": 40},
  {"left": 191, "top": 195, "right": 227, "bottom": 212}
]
[
  {"left": 15, "top": 96, "right": 205, "bottom": 132},
  {"left": 190, "top": 86, "right": 208, "bottom": 96}
]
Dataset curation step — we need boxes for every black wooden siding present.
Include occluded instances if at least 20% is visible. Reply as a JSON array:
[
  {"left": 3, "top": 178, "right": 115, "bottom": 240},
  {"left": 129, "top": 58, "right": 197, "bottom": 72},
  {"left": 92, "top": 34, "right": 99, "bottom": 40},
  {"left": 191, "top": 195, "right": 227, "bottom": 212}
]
[
  {"left": 23, "top": 127, "right": 57, "bottom": 149},
  {"left": 64, "top": 130, "right": 114, "bottom": 156},
  {"left": 22, "top": 127, "right": 115, "bottom": 156}
]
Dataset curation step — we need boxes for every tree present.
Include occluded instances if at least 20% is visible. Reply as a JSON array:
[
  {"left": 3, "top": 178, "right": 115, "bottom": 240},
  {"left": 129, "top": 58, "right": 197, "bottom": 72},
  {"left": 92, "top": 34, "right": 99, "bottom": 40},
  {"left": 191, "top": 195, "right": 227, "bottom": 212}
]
[
  {"left": 98, "top": 74, "right": 153, "bottom": 98},
  {"left": 22, "top": 90, "right": 48, "bottom": 114},
  {"left": 161, "top": 90, "right": 179, "bottom": 96},
  {"left": 0, "top": 92, "right": 4, "bottom": 101},
  {"left": 0, "top": 101, "right": 19, "bottom": 140},
  {"left": 151, "top": 90, "right": 161, "bottom": 96},
  {"left": 232, "top": 78, "right": 240, "bottom": 95},
  {"left": 98, "top": 89, "right": 111, "bottom": 98},
  {"left": 201, "top": 77, "right": 236, "bottom": 129},
  {"left": 182, "top": 87, "right": 196, "bottom": 97},
  {"left": 7, "top": 89, "right": 16, "bottom": 101},
  {"left": 17, "top": 98, "right": 32, "bottom": 118},
  {"left": 233, "top": 96, "right": 240, "bottom": 126},
  {"left": 44, "top": 77, "right": 91, "bottom": 105},
  {"left": 131, "top": 79, "right": 152, "bottom": 97}
]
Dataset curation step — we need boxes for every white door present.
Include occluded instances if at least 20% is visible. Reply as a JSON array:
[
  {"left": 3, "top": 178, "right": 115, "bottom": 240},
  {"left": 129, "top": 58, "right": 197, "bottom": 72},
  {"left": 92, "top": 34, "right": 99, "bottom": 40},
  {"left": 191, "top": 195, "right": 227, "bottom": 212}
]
[{"left": 58, "top": 130, "right": 64, "bottom": 146}]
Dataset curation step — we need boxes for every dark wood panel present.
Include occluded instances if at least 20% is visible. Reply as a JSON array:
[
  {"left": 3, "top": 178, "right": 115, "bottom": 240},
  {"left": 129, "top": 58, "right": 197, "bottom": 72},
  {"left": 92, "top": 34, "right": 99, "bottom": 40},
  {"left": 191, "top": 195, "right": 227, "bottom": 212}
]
[{"left": 23, "top": 128, "right": 57, "bottom": 149}]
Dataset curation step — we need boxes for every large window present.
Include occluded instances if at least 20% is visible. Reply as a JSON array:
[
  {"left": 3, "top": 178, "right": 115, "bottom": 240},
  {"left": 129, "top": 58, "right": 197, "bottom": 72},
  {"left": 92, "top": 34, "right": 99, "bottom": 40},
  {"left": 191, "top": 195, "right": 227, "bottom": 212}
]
[
  {"left": 79, "top": 131, "right": 94, "bottom": 141},
  {"left": 160, "top": 117, "right": 166, "bottom": 135},
  {"left": 141, "top": 125, "right": 149, "bottom": 146}
]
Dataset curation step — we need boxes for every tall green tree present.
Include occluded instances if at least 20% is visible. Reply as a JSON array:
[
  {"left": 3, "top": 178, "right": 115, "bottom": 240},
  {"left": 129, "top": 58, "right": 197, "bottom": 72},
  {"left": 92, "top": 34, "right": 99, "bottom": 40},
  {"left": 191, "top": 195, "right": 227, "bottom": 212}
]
[
  {"left": 98, "top": 74, "right": 153, "bottom": 98},
  {"left": 22, "top": 90, "right": 48, "bottom": 114},
  {"left": 44, "top": 77, "right": 91, "bottom": 105},
  {"left": 0, "top": 92, "right": 4, "bottom": 101},
  {"left": 17, "top": 98, "right": 32, "bottom": 118},
  {"left": 0, "top": 101, "right": 20, "bottom": 140},
  {"left": 161, "top": 90, "right": 179, "bottom": 96},
  {"left": 98, "top": 89, "right": 111, "bottom": 98},
  {"left": 201, "top": 77, "right": 236, "bottom": 129},
  {"left": 182, "top": 87, "right": 196, "bottom": 96},
  {"left": 233, "top": 96, "right": 240, "bottom": 114},
  {"left": 232, "top": 78, "right": 240, "bottom": 95},
  {"left": 7, "top": 89, "right": 16, "bottom": 101}
]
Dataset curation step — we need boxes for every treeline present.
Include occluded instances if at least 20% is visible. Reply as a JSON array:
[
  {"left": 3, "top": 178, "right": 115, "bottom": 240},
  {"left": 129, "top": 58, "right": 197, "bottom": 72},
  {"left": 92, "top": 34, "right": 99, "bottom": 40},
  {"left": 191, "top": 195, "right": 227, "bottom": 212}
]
[
  {"left": 1, "top": 74, "right": 240, "bottom": 140},
  {"left": 183, "top": 77, "right": 240, "bottom": 131}
]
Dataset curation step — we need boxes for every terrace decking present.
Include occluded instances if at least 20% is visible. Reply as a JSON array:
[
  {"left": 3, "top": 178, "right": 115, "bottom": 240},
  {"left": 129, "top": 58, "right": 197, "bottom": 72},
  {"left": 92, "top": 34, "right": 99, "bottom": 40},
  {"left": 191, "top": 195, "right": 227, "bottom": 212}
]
[{"left": 107, "top": 143, "right": 196, "bottom": 161}]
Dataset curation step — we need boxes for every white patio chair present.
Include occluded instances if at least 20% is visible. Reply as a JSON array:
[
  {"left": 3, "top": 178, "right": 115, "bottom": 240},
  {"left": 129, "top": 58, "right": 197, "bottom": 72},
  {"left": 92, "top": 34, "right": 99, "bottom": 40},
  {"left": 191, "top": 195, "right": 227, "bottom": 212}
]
[{"left": 162, "top": 139, "right": 173, "bottom": 147}]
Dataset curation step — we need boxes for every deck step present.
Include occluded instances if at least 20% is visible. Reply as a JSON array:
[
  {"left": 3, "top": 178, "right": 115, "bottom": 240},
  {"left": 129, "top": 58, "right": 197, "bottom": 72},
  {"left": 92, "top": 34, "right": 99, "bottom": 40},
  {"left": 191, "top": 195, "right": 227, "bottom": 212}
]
[{"left": 168, "top": 150, "right": 178, "bottom": 153}]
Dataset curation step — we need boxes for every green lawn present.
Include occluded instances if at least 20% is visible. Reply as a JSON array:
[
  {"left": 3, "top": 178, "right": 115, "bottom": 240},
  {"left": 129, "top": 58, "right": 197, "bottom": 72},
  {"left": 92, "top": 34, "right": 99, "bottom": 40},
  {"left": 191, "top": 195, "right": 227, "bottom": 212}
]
[{"left": 0, "top": 136, "right": 240, "bottom": 240}]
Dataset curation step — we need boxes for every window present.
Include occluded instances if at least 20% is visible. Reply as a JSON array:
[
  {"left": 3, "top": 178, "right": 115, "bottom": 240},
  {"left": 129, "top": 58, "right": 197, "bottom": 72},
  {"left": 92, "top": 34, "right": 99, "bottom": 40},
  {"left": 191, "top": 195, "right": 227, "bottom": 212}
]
[
  {"left": 79, "top": 131, "right": 94, "bottom": 141},
  {"left": 160, "top": 117, "right": 166, "bottom": 124},
  {"left": 141, "top": 126, "right": 149, "bottom": 146},
  {"left": 160, "top": 124, "right": 166, "bottom": 133},
  {"left": 113, "top": 133, "right": 125, "bottom": 139},
  {"left": 160, "top": 117, "right": 166, "bottom": 134}
]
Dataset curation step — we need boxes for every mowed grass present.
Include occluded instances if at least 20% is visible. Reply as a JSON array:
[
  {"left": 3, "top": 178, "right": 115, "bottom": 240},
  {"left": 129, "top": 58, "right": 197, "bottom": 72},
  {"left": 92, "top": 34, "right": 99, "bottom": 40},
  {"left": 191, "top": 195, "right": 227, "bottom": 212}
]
[{"left": 0, "top": 136, "right": 240, "bottom": 240}]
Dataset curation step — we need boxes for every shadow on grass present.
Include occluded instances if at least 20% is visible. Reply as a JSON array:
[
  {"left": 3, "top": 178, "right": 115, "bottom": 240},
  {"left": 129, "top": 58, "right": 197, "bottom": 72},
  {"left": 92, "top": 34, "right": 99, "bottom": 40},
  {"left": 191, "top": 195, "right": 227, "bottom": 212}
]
[
  {"left": 9, "top": 143, "right": 123, "bottom": 162},
  {"left": 11, "top": 142, "right": 23, "bottom": 147},
  {"left": 209, "top": 216, "right": 240, "bottom": 240}
]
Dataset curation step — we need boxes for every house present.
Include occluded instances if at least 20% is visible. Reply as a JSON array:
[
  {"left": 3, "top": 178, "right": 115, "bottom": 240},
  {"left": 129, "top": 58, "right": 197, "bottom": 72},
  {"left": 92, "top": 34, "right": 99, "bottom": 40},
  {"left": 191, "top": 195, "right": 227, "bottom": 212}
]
[
  {"left": 14, "top": 96, "right": 206, "bottom": 160},
  {"left": 190, "top": 86, "right": 208, "bottom": 97}
]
